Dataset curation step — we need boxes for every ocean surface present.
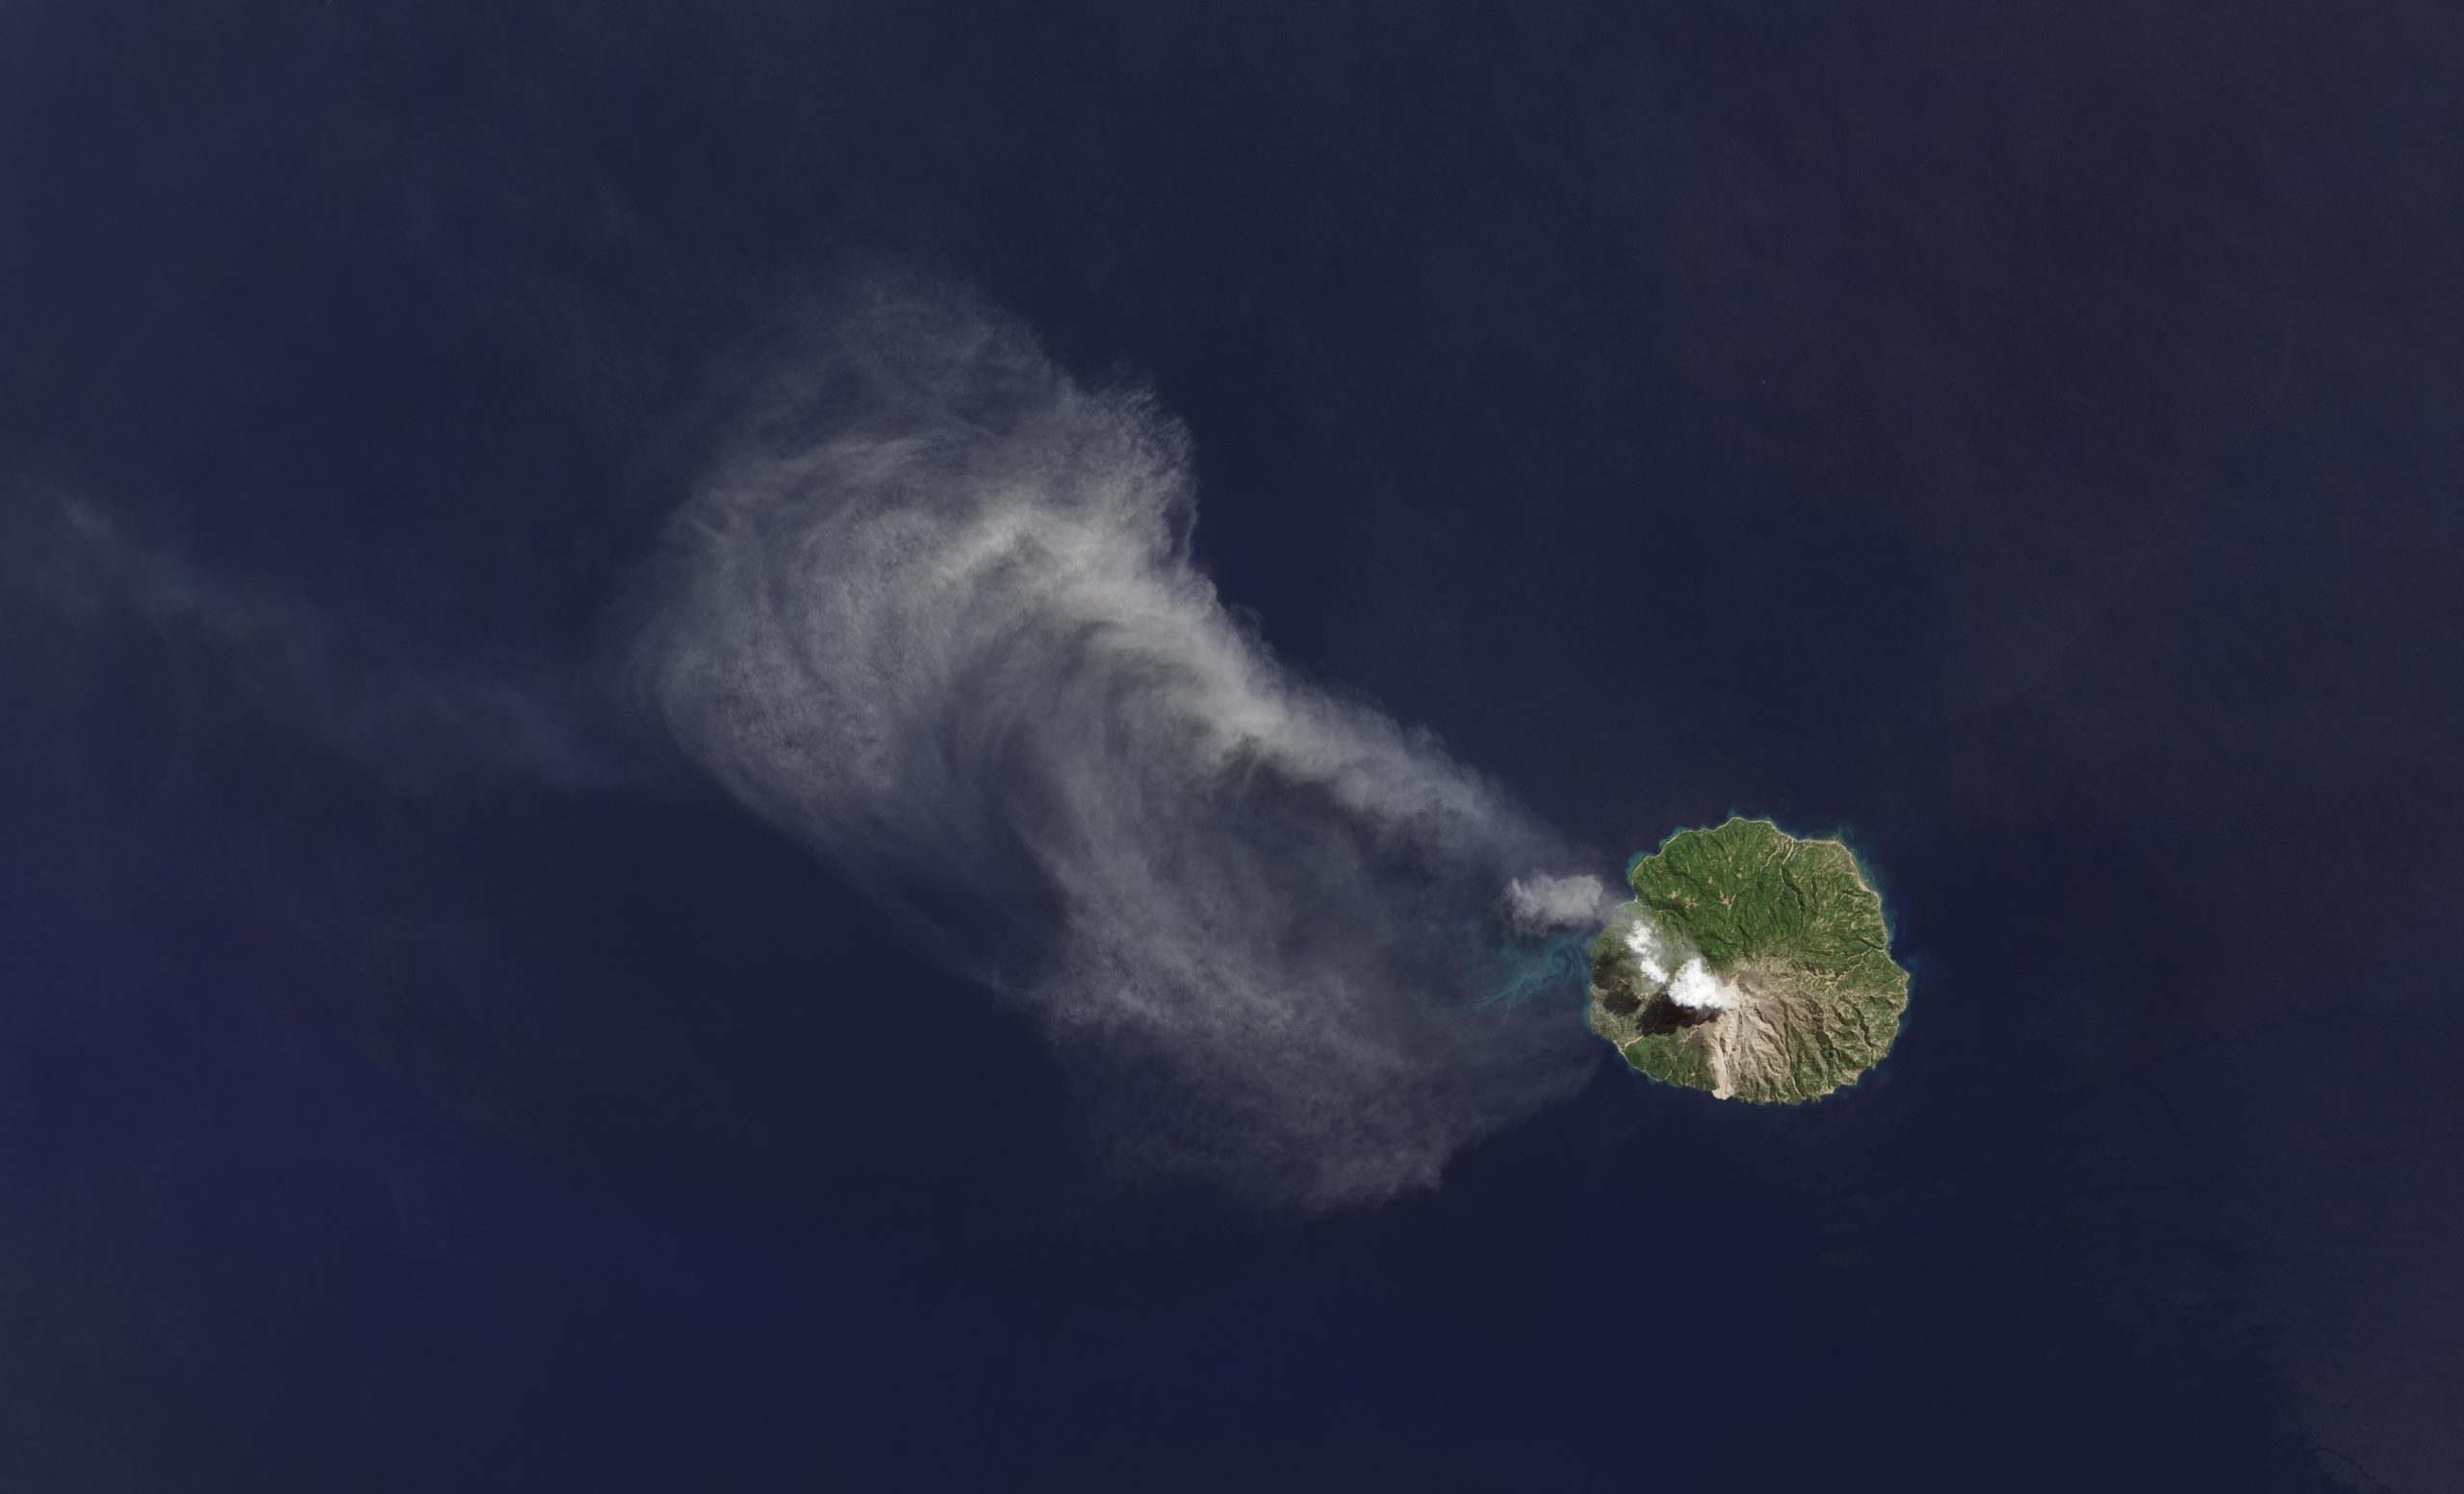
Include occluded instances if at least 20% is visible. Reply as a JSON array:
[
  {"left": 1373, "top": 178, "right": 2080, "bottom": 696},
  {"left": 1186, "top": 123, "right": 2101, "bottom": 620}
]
[{"left": 5, "top": 4, "right": 2460, "bottom": 1489}]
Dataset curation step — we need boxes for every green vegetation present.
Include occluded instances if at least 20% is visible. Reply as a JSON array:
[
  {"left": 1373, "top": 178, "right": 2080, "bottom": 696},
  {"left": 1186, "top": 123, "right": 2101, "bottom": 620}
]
[{"left": 1586, "top": 816, "right": 1909, "bottom": 1103}]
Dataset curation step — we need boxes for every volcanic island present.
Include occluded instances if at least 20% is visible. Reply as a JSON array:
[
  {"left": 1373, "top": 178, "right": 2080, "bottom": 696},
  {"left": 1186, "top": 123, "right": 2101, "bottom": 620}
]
[{"left": 1587, "top": 816, "right": 1909, "bottom": 1102}]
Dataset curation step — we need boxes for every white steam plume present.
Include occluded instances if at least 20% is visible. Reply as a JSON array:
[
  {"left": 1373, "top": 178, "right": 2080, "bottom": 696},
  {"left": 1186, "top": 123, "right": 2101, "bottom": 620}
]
[
  {"left": 629, "top": 283, "right": 1605, "bottom": 1207},
  {"left": 1502, "top": 873, "right": 1616, "bottom": 935},
  {"left": 1665, "top": 958, "right": 1740, "bottom": 1012},
  {"left": 1624, "top": 918, "right": 1737, "bottom": 1012}
]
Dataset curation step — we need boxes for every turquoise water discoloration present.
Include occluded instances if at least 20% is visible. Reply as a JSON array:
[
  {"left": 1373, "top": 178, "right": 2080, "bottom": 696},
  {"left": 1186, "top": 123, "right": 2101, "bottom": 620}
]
[{"left": 1467, "top": 930, "right": 1594, "bottom": 1014}]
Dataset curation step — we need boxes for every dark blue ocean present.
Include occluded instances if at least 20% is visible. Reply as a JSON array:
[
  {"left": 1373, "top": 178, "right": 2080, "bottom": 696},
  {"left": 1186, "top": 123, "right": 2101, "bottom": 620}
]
[{"left": 5, "top": 4, "right": 2460, "bottom": 1489}]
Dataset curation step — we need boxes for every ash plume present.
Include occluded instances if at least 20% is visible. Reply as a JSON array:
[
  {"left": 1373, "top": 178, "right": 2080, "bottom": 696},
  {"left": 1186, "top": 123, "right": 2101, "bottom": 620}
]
[
  {"left": 2, "top": 487, "right": 630, "bottom": 793},
  {"left": 629, "top": 282, "right": 1606, "bottom": 1207}
]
